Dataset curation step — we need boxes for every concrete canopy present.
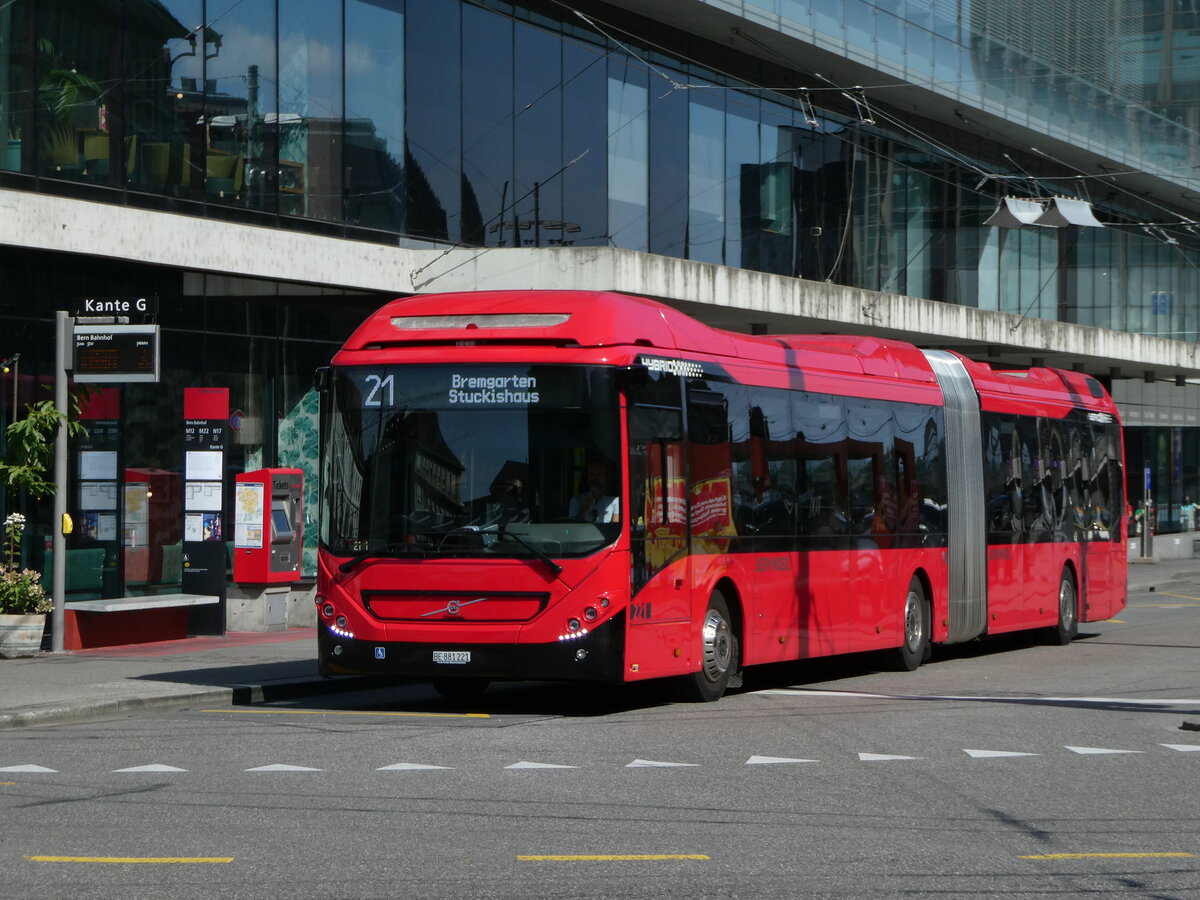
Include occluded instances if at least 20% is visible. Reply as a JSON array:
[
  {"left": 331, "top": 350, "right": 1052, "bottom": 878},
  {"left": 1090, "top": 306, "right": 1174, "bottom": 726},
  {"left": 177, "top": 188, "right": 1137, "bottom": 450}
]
[{"left": 2, "top": 188, "right": 1195, "bottom": 384}]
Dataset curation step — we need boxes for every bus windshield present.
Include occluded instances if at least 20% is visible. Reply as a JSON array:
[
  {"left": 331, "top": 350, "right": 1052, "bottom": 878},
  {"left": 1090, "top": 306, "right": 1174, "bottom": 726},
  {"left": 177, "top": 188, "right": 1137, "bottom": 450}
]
[{"left": 321, "top": 364, "right": 622, "bottom": 560}]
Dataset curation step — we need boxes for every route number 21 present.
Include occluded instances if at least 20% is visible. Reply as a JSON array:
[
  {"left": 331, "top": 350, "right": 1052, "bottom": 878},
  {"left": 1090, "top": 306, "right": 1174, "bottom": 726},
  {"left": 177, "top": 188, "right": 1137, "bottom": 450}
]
[{"left": 363, "top": 373, "right": 395, "bottom": 407}]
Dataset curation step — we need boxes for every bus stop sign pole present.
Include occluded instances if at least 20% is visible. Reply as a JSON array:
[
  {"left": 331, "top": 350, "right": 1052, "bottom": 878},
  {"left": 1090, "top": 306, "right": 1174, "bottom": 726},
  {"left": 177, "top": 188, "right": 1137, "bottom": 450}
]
[{"left": 51, "top": 311, "right": 70, "bottom": 653}]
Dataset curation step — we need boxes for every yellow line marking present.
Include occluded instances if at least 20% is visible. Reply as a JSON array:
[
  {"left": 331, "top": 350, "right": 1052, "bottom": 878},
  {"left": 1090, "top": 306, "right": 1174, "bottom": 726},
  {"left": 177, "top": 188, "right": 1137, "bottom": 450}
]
[
  {"left": 0, "top": 782, "right": 14, "bottom": 786},
  {"left": 1130, "top": 604, "right": 1200, "bottom": 609},
  {"left": 518, "top": 854, "right": 710, "bottom": 861},
  {"left": 26, "top": 856, "right": 234, "bottom": 864},
  {"left": 1020, "top": 853, "right": 1194, "bottom": 860},
  {"left": 1102, "top": 619, "right": 1127, "bottom": 623},
  {"left": 1137, "top": 592, "right": 1200, "bottom": 603},
  {"left": 202, "top": 708, "right": 489, "bottom": 719}
]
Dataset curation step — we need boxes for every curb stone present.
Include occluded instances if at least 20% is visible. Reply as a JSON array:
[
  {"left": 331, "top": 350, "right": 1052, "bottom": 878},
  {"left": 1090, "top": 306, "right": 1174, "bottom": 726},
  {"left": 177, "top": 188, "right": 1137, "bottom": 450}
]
[{"left": 0, "top": 675, "right": 387, "bottom": 730}]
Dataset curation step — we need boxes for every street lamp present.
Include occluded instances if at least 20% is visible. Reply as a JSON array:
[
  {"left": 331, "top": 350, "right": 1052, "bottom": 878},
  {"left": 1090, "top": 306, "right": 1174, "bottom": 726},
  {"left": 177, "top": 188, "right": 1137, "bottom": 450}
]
[
  {"left": 0, "top": 353, "right": 17, "bottom": 527},
  {"left": 984, "top": 196, "right": 1106, "bottom": 228}
]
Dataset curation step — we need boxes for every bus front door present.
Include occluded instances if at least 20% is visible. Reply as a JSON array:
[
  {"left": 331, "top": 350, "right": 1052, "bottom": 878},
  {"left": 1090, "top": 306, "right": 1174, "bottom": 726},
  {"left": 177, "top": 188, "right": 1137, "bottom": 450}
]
[{"left": 628, "top": 406, "right": 692, "bottom": 678}]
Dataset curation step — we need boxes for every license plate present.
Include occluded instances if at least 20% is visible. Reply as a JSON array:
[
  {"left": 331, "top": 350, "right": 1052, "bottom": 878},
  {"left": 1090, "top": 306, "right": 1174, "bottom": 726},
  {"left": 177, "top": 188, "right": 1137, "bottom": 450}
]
[{"left": 432, "top": 650, "right": 471, "bottom": 664}]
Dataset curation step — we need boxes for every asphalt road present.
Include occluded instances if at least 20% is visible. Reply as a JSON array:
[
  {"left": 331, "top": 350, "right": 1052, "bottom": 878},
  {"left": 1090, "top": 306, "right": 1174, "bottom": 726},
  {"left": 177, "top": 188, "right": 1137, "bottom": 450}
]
[{"left": 3, "top": 581, "right": 1200, "bottom": 899}]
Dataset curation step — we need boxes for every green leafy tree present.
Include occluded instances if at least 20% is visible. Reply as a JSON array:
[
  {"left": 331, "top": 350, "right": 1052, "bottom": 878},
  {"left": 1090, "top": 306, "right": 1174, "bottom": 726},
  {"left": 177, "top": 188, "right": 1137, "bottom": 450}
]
[
  {"left": 0, "top": 394, "right": 87, "bottom": 614},
  {"left": 0, "top": 398, "right": 87, "bottom": 500}
]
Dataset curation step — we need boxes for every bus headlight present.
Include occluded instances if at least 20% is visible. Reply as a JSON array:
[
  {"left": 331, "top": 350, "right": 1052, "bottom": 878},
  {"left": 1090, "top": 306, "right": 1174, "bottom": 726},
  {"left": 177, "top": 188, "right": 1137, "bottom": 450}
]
[{"left": 329, "top": 615, "right": 355, "bottom": 640}]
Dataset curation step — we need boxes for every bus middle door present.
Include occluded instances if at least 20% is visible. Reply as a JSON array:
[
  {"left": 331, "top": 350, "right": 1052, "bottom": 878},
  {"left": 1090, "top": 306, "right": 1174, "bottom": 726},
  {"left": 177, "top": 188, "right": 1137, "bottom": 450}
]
[{"left": 1081, "top": 424, "right": 1121, "bottom": 620}]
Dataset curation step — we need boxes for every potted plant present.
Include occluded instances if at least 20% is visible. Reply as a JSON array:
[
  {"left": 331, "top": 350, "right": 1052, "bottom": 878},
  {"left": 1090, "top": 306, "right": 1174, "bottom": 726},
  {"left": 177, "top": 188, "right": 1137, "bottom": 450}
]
[
  {"left": 0, "top": 396, "right": 86, "bottom": 657},
  {"left": 0, "top": 512, "right": 51, "bottom": 657},
  {"left": 37, "top": 39, "right": 101, "bottom": 174}
]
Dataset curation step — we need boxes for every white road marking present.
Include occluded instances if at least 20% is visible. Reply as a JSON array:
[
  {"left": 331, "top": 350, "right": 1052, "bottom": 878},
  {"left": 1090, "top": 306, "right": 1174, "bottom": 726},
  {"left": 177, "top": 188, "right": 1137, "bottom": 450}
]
[
  {"left": 1065, "top": 746, "right": 1143, "bottom": 755},
  {"left": 376, "top": 762, "right": 453, "bottom": 771},
  {"left": 113, "top": 764, "right": 187, "bottom": 773},
  {"left": 858, "top": 753, "right": 922, "bottom": 761},
  {"left": 762, "top": 688, "right": 1200, "bottom": 707},
  {"left": 18, "top": 741, "right": 1200, "bottom": 776},
  {"left": 505, "top": 761, "right": 578, "bottom": 769},
  {"left": 244, "top": 764, "right": 323, "bottom": 772},
  {"left": 963, "top": 749, "right": 1040, "bottom": 758},
  {"left": 0, "top": 765, "right": 57, "bottom": 773}
]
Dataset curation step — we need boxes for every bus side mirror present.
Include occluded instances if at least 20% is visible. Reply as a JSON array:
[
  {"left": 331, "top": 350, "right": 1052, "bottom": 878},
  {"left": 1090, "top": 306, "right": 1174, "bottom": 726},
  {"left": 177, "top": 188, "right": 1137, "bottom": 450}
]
[
  {"left": 314, "top": 366, "right": 330, "bottom": 393},
  {"left": 615, "top": 364, "right": 649, "bottom": 387}
]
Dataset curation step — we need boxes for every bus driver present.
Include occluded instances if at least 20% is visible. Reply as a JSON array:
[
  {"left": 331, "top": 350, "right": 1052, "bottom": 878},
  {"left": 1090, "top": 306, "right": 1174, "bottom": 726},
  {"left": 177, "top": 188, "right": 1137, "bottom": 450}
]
[{"left": 569, "top": 460, "right": 620, "bottom": 523}]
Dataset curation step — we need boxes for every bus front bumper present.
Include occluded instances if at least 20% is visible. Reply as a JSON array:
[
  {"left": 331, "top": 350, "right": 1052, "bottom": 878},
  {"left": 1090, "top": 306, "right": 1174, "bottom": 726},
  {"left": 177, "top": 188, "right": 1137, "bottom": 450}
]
[{"left": 317, "top": 614, "right": 625, "bottom": 683}]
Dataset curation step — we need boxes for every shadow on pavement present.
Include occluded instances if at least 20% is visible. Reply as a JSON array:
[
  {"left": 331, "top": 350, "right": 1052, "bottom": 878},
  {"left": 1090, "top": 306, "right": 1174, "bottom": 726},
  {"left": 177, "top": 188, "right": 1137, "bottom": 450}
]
[{"left": 129, "top": 659, "right": 323, "bottom": 688}]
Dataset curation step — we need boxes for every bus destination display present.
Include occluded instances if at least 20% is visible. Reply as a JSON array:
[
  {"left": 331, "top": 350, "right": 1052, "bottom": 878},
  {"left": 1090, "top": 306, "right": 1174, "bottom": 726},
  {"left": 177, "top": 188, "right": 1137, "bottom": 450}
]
[{"left": 73, "top": 324, "right": 160, "bottom": 383}]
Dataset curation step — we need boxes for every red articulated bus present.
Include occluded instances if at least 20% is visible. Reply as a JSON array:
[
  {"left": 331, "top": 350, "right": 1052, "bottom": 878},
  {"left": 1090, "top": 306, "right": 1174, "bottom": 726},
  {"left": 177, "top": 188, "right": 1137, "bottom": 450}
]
[{"left": 315, "top": 290, "right": 1126, "bottom": 701}]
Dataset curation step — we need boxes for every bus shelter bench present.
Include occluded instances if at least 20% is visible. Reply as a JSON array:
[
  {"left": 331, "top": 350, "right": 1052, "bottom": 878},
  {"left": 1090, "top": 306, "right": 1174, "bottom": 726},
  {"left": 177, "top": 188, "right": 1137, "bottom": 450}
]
[{"left": 63, "top": 593, "right": 220, "bottom": 650}]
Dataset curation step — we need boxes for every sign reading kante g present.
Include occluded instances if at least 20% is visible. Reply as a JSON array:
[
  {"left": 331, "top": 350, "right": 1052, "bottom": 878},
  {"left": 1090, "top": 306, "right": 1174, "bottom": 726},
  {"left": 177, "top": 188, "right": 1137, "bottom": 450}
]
[{"left": 74, "top": 296, "right": 159, "bottom": 316}]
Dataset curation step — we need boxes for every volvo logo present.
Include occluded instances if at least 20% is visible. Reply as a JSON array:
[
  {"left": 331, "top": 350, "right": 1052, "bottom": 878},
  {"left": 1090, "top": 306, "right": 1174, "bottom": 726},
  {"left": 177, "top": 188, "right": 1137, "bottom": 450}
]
[{"left": 420, "top": 597, "right": 489, "bottom": 618}]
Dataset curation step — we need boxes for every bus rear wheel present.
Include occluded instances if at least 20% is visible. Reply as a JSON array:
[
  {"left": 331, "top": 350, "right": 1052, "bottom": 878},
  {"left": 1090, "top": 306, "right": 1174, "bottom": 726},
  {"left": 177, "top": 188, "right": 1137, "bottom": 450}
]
[
  {"left": 1049, "top": 570, "right": 1078, "bottom": 645},
  {"left": 894, "top": 577, "right": 930, "bottom": 671},
  {"left": 676, "top": 590, "right": 738, "bottom": 702}
]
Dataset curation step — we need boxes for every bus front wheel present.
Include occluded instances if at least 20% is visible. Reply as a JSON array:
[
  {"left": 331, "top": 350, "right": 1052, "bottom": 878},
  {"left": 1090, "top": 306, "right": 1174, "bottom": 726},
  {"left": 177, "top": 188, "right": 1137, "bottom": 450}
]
[
  {"left": 894, "top": 577, "right": 930, "bottom": 671},
  {"left": 676, "top": 590, "right": 738, "bottom": 702},
  {"left": 1049, "top": 570, "right": 1078, "bottom": 646}
]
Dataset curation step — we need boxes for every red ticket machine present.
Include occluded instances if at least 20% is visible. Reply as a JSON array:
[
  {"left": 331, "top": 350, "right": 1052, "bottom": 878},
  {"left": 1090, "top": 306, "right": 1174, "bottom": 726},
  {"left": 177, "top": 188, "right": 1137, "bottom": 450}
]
[{"left": 233, "top": 468, "right": 303, "bottom": 583}]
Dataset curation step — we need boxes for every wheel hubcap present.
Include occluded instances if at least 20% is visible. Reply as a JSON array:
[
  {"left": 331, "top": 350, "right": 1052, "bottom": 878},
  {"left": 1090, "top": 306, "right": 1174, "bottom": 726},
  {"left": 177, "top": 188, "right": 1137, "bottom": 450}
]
[
  {"left": 904, "top": 590, "right": 923, "bottom": 653},
  {"left": 1060, "top": 579, "right": 1075, "bottom": 630},
  {"left": 700, "top": 608, "right": 732, "bottom": 683}
]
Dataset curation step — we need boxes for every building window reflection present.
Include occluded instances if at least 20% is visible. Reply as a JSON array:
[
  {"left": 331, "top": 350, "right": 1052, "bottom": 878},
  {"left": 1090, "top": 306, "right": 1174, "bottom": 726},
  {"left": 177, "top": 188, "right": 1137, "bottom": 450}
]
[
  {"left": 3, "top": 0, "right": 1200, "bottom": 344},
  {"left": 35, "top": 2, "right": 123, "bottom": 186},
  {"left": 607, "top": 68, "right": 648, "bottom": 251},
  {"left": 346, "top": 0, "right": 405, "bottom": 234}
]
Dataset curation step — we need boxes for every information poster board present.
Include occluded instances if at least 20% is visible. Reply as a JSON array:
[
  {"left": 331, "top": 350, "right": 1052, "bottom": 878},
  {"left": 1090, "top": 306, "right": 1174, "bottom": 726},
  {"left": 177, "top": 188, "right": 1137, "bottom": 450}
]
[
  {"left": 182, "top": 387, "right": 228, "bottom": 634},
  {"left": 235, "top": 482, "right": 265, "bottom": 549},
  {"left": 76, "top": 389, "right": 122, "bottom": 596}
]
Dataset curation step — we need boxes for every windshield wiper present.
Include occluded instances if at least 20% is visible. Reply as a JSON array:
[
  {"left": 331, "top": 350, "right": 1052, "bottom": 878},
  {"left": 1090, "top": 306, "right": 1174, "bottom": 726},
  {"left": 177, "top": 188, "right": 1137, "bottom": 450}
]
[
  {"left": 497, "top": 523, "right": 563, "bottom": 577},
  {"left": 437, "top": 524, "right": 562, "bottom": 577},
  {"left": 427, "top": 525, "right": 562, "bottom": 577}
]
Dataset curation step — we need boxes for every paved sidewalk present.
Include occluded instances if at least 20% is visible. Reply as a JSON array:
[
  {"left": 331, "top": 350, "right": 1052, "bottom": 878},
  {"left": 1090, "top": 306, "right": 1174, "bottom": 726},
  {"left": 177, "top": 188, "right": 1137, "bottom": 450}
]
[
  {"left": 2, "top": 557, "right": 1198, "bottom": 731},
  {"left": 0, "top": 628, "right": 376, "bottom": 730},
  {"left": 1127, "top": 552, "right": 1200, "bottom": 592}
]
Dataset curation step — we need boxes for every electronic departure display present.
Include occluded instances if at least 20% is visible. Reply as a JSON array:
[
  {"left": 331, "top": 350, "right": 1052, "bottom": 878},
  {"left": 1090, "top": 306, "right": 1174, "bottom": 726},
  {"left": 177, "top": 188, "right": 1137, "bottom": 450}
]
[{"left": 72, "top": 324, "right": 160, "bottom": 383}]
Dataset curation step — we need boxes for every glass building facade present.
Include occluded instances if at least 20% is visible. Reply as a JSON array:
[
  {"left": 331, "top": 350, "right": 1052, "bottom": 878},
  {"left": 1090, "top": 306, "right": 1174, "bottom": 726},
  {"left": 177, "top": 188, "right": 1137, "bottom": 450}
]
[
  {"left": 4, "top": 0, "right": 1199, "bottom": 335},
  {"left": 3, "top": 0, "right": 1200, "bottom": 609}
]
